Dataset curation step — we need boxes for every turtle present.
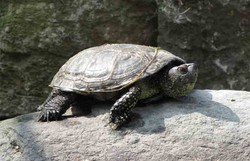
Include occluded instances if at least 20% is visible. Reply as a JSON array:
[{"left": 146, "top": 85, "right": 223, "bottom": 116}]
[{"left": 38, "top": 44, "right": 198, "bottom": 129}]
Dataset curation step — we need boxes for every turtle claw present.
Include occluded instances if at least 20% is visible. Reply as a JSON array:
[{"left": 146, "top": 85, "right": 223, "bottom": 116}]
[
  {"left": 38, "top": 108, "right": 61, "bottom": 122},
  {"left": 108, "top": 113, "right": 131, "bottom": 130},
  {"left": 108, "top": 122, "right": 119, "bottom": 130}
]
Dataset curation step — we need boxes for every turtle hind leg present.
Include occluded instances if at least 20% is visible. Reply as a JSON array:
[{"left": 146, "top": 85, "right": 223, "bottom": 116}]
[
  {"left": 38, "top": 89, "right": 75, "bottom": 122},
  {"left": 109, "top": 86, "right": 141, "bottom": 129},
  {"left": 71, "top": 94, "right": 92, "bottom": 116}
]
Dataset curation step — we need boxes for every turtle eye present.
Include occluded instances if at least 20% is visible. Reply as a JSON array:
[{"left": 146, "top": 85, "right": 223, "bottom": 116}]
[{"left": 177, "top": 65, "right": 188, "bottom": 74}]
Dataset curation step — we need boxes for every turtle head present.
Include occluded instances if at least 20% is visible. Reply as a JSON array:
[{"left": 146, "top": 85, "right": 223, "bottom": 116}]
[{"left": 161, "top": 63, "right": 198, "bottom": 98}]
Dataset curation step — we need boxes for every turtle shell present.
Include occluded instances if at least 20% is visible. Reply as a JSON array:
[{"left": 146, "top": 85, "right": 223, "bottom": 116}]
[{"left": 50, "top": 44, "right": 185, "bottom": 92}]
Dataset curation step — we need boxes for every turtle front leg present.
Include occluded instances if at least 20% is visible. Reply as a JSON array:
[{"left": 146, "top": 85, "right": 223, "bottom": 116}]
[
  {"left": 109, "top": 86, "right": 141, "bottom": 129},
  {"left": 38, "top": 89, "right": 74, "bottom": 121}
]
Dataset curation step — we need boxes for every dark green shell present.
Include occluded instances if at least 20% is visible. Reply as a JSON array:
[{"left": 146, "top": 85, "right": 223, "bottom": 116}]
[{"left": 50, "top": 44, "right": 185, "bottom": 92}]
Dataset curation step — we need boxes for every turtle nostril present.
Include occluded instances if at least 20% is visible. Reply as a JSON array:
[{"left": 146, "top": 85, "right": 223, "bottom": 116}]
[{"left": 188, "top": 63, "right": 198, "bottom": 71}]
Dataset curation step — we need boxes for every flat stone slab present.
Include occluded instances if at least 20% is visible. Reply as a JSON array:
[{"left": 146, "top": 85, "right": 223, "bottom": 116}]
[{"left": 0, "top": 90, "right": 250, "bottom": 161}]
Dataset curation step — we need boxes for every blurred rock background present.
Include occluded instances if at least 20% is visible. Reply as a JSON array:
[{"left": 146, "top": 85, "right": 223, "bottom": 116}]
[
  {"left": 157, "top": 0, "right": 250, "bottom": 90},
  {"left": 0, "top": 0, "right": 249, "bottom": 119}
]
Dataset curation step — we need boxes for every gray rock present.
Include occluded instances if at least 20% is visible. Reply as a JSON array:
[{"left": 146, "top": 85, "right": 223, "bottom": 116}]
[
  {"left": 0, "top": 90, "right": 250, "bottom": 161},
  {"left": 157, "top": 0, "right": 250, "bottom": 90},
  {"left": 0, "top": 0, "right": 157, "bottom": 119}
]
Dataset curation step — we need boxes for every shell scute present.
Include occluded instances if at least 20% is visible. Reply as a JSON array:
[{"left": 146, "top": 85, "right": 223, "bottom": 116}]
[{"left": 50, "top": 44, "right": 185, "bottom": 92}]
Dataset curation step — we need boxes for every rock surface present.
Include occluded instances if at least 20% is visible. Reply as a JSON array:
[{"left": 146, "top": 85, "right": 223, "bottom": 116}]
[
  {"left": 157, "top": 0, "right": 250, "bottom": 90},
  {"left": 0, "top": 90, "right": 250, "bottom": 161},
  {"left": 0, "top": 0, "right": 157, "bottom": 119}
]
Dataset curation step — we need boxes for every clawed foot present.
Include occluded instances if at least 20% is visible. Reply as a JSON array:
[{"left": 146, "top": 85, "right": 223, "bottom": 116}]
[
  {"left": 37, "top": 106, "right": 62, "bottom": 122},
  {"left": 109, "top": 113, "right": 131, "bottom": 129}
]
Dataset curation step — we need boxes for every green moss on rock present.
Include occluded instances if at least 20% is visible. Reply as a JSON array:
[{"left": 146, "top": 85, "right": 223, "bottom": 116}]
[{"left": 0, "top": 0, "right": 157, "bottom": 119}]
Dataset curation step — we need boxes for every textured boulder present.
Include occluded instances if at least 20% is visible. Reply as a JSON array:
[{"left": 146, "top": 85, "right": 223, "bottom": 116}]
[
  {"left": 157, "top": 0, "right": 250, "bottom": 90},
  {"left": 0, "top": 90, "right": 250, "bottom": 161},
  {"left": 0, "top": 0, "right": 157, "bottom": 119}
]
